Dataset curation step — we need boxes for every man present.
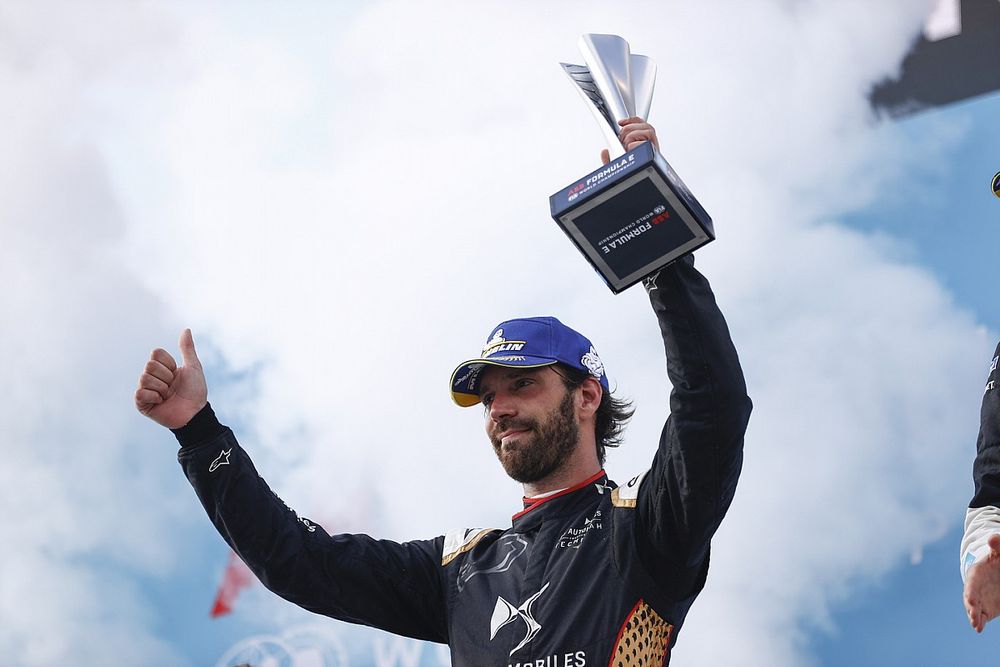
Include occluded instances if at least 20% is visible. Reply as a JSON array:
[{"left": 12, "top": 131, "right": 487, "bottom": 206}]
[
  {"left": 135, "top": 119, "right": 752, "bottom": 664},
  {"left": 962, "top": 341, "right": 1000, "bottom": 633}
]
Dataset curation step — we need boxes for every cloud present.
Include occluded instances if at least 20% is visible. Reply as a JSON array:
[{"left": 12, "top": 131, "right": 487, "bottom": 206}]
[
  {"left": 3, "top": 0, "right": 994, "bottom": 664},
  {"left": 0, "top": 3, "right": 198, "bottom": 665}
]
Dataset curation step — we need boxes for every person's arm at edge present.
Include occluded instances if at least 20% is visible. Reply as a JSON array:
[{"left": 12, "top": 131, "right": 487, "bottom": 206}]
[{"left": 962, "top": 341, "right": 1000, "bottom": 633}]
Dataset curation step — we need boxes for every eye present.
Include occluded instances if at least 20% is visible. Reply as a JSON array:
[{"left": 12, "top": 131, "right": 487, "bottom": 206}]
[
  {"left": 514, "top": 378, "right": 533, "bottom": 390},
  {"left": 481, "top": 393, "right": 494, "bottom": 408}
]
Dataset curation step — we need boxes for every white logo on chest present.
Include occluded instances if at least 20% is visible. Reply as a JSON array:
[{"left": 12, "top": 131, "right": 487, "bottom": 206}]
[
  {"left": 490, "top": 582, "right": 550, "bottom": 656},
  {"left": 558, "top": 510, "right": 603, "bottom": 549}
]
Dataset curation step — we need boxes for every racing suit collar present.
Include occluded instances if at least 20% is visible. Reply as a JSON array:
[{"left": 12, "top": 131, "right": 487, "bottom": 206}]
[{"left": 511, "top": 470, "right": 610, "bottom": 531}]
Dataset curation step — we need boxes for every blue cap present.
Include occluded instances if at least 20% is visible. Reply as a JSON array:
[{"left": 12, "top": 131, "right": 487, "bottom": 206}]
[{"left": 450, "top": 316, "right": 609, "bottom": 407}]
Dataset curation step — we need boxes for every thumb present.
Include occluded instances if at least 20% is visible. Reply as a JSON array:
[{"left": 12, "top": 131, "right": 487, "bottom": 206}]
[
  {"left": 600, "top": 148, "right": 610, "bottom": 165},
  {"left": 179, "top": 328, "right": 202, "bottom": 369}
]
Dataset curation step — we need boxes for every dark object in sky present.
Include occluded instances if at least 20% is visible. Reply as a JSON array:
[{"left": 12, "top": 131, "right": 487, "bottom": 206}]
[{"left": 870, "top": 0, "right": 1000, "bottom": 118}]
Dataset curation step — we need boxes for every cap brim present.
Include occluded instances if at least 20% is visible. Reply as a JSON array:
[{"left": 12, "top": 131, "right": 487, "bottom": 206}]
[{"left": 449, "top": 357, "right": 558, "bottom": 407}]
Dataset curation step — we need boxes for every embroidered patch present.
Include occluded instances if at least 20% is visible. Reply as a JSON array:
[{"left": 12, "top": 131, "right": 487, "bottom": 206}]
[
  {"left": 209, "top": 448, "right": 232, "bottom": 473},
  {"left": 457, "top": 534, "right": 527, "bottom": 591},
  {"left": 581, "top": 346, "right": 605, "bottom": 379},
  {"left": 611, "top": 471, "right": 648, "bottom": 509},
  {"left": 557, "top": 509, "right": 603, "bottom": 549},
  {"left": 442, "top": 528, "right": 495, "bottom": 566},
  {"left": 482, "top": 329, "right": 526, "bottom": 358}
]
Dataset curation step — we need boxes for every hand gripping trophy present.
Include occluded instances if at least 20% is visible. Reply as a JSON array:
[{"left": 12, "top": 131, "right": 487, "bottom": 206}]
[{"left": 549, "top": 34, "right": 715, "bottom": 293}]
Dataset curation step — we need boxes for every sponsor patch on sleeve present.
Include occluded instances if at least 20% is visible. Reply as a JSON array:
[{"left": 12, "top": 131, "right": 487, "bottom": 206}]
[
  {"left": 612, "top": 471, "right": 649, "bottom": 509},
  {"left": 442, "top": 527, "right": 496, "bottom": 566}
]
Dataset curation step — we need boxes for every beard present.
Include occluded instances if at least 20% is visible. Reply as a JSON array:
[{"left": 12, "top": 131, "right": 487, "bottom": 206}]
[{"left": 489, "top": 389, "right": 579, "bottom": 484}]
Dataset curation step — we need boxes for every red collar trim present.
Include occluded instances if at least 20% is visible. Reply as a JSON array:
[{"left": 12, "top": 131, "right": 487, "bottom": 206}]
[{"left": 512, "top": 470, "right": 607, "bottom": 521}]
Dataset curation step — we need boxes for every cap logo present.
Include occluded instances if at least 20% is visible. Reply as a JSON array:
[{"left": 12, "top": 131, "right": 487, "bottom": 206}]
[
  {"left": 581, "top": 346, "right": 605, "bottom": 379},
  {"left": 454, "top": 363, "right": 485, "bottom": 388},
  {"left": 482, "top": 328, "right": 526, "bottom": 358}
]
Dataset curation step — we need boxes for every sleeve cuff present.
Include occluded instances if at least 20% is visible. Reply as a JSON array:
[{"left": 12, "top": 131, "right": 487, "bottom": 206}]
[{"left": 171, "top": 402, "right": 226, "bottom": 449}]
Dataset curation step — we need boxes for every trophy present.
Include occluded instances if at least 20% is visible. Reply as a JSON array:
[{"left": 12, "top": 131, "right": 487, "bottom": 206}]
[{"left": 549, "top": 34, "right": 715, "bottom": 293}]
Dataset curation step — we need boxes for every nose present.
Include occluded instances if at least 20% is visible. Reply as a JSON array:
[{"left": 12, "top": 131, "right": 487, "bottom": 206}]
[{"left": 488, "top": 390, "right": 516, "bottom": 423}]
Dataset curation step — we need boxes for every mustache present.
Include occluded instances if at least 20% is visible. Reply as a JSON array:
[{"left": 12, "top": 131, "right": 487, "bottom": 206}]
[{"left": 494, "top": 417, "right": 537, "bottom": 435}]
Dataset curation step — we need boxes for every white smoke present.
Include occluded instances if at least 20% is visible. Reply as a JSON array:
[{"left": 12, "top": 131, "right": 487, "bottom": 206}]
[
  {"left": 1, "top": 0, "right": 993, "bottom": 664},
  {"left": 0, "top": 3, "right": 199, "bottom": 665}
]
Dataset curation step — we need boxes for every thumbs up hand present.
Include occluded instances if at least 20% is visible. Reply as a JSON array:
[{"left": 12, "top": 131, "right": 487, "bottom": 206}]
[{"left": 135, "top": 328, "right": 208, "bottom": 429}]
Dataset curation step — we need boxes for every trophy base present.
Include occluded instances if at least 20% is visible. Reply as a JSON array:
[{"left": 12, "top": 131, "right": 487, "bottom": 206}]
[{"left": 549, "top": 142, "right": 714, "bottom": 294}]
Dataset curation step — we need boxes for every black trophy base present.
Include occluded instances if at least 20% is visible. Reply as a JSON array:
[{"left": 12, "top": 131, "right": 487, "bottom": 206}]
[{"left": 549, "top": 141, "right": 714, "bottom": 294}]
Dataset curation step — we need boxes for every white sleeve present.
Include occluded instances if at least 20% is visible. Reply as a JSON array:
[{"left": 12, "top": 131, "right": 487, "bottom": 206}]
[{"left": 961, "top": 505, "right": 1000, "bottom": 582}]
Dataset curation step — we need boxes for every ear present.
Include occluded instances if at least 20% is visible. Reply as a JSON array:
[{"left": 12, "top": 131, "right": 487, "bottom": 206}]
[{"left": 577, "top": 377, "right": 603, "bottom": 418}]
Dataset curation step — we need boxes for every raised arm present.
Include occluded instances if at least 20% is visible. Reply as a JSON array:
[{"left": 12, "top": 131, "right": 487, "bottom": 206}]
[
  {"left": 633, "top": 255, "right": 752, "bottom": 600},
  {"left": 962, "top": 342, "right": 1000, "bottom": 633},
  {"left": 135, "top": 331, "right": 448, "bottom": 642}
]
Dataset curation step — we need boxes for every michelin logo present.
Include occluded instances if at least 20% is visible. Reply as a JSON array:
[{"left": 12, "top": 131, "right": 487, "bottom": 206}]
[{"left": 482, "top": 329, "right": 526, "bottom": 358}]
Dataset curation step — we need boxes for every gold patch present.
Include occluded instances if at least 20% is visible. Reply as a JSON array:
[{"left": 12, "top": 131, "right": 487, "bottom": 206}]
[
  {"left": 609, "top": 600, "right": 673, "bottom": 666},
  {"left": 611, "top": 471, "right": 647, "bottom": 508},
  {"left": 611, "top": 487, "right": 636, "bottom": 508},
  {"left": 441, "top": 528, "right": 494, "bottom": 566}
]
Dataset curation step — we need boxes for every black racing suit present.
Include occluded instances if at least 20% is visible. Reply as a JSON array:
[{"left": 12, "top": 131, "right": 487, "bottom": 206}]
[
  {"left": 174, "top": 257, "right": 752, "bottom": 665},
  {"left": 961, "top": 340, "right": 1000, "bottom": 580}
]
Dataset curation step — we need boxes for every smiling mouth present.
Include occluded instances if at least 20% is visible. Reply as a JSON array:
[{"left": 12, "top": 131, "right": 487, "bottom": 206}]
[{"left": 499, "top": 428, "right": 531, "bottom": 443}]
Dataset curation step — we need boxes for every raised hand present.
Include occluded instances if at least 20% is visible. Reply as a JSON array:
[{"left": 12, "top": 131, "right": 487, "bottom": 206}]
[
  {"left": 965, "top": 533, "right": 1000, "bottom": 632},
  {"left": 135, "top": 328, "right": 208, "bottom": 429},
  {"left": 601, "top": 117, "right": 661, "bottom": 165}
]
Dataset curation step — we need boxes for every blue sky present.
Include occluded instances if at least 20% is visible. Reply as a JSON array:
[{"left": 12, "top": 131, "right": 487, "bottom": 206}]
[
  {"left": 846, "top": 94, "right": 1000, "bottom": 332},
  {"left": 815, "top": 91, "right": 1000, "bottom": 665},
  {"left": 2, "top": 2, "right": 999, "bottom": 665}
]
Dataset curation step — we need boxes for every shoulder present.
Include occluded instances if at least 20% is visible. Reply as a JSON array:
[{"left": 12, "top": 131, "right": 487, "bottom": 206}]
[
  {"left": 441, "top": 527, "right": 502, "bottom": 565},
  {"left": 611, "top": 470, "right": 650, "bottom": 509}
]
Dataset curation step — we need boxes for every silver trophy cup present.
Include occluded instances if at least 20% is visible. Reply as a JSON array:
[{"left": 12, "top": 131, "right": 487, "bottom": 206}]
[{"left": 549, "top": 34, "right": 715, "bottom": 293}]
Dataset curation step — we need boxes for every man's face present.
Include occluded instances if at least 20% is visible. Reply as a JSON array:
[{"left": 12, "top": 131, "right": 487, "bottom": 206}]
[{"left": 479, "top": 366, "right": 580, "bottom": 484}]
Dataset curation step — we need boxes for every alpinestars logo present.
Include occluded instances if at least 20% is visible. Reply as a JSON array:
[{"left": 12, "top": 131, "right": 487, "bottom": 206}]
[
  {"left": 209, "top": 448, "right": 232, "bottom": 473},
  {"left": 490, "top": 582, "right": 550, "bottom": 656}
]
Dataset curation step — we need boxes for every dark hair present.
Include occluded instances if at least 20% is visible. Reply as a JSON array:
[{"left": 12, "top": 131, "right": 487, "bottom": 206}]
[{"left": 553, "top": 363, "right": 635, "bottom": 465}]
